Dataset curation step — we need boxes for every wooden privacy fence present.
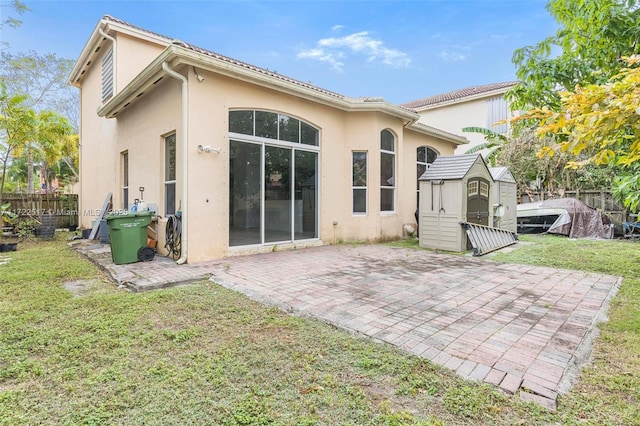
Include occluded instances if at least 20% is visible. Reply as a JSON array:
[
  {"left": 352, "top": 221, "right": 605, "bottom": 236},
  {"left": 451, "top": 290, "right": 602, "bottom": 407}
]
[
  {"left": 520, "top": 190, "right": 628, "bottom": 226},
  {"left": 2, "top": 193, "right": 79, "bottom": 229}
]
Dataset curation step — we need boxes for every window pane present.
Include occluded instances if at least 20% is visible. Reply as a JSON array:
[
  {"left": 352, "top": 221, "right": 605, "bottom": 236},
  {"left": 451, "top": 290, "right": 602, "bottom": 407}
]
[
  {"left": 381, "top": 152, "right": 395, "bottom": 187},
  {"left": 417, "top": 163, "right": 427, "bottom": 189},
  {"left": 480, "top": 181, "right": 489, "bottom": 197},
  {"left": 123, "top": 187, "right": 129, "bottom": 210},
  {"left": 165, "top": 134, "right": 176, "bottom": 181},
  {"left": 229, "top": 140, "right": 262, "bottom": 246},
  {"left": 165, "top": 182, "right": 175, "bottom": 215},
  {"left": 353, "top": 189, "right": 366, "bottom": 213},
  {"left": 255, "top": 111, "right": 278, "bottom": 139},
  {"left": 301, "top": 121, "right": 319, "bottom": 146},
  {"left": 381, "top": 188, "right": 394, "bottom": 211},
  {"left": 265, "top": 146, "right": 291, "bottom": 243},
  {"left": 468, "top": 181, "right": 478, "bottom": 195},
  {"left": 417, "top": 146, "right": 426, "bottom": 163},
  {"left": 229, "top": 110, "right": 254, "bottom": 135},
  {"left": 381, "top": 129, "right": 394, "bottom": 151},
  {"left": 123, "top": 152, "right": 129, "bottom": 186},
  {"left": 352, "top": 151, "right": 367, "bottom": 186},
  {"left": 295, "top": 150, "right": 317, "bottom": 240},
  {"left": 279, "top": 115, "right": 300, "bottom": 143},
  {"left": 427, "top": 147, "right": 437, "bottom": 163}
]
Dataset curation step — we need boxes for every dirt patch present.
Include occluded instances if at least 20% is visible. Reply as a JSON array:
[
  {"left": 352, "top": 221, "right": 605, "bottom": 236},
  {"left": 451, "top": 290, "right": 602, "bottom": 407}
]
[{"left": 63, "top": 279, "right": 101, "bottom": 297}]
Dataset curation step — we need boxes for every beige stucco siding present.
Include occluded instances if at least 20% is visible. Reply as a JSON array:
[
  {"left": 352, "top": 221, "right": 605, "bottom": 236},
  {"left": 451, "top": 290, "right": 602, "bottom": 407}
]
[
  {"left": 417, "top": 101, "right": 487, "bottom": 155},
  {"left": 76, "top": 27, "right": 464, "bottom": 262},
  {"left": 78, "top": 46, "right": 118, "bottom": 228},
  {"left": 115, "top": 33, "right": 166, "bottom": 92}
]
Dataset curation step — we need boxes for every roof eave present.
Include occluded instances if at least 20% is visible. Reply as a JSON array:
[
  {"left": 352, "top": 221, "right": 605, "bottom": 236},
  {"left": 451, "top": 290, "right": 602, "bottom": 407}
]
[
  {"left": 67, "top": 17, "right": 169, "bottom": 87},
  {"left": 98, "top": 47, "right": 176, "bottom": 118},
  {"left": 411, "top": 85, "right": 516, "bottom": 112},
  {"left": 99, "top": 45, "right": 420, "bottom": 121},
  {"left": 407, "top": 122, "right": 468, "bottom": 145}
]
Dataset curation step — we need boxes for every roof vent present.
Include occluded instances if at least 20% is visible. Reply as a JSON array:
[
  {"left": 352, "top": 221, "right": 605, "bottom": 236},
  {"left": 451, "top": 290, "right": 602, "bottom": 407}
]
[{"left": 171, "top": 39, "right": 187, "bottom": 47}]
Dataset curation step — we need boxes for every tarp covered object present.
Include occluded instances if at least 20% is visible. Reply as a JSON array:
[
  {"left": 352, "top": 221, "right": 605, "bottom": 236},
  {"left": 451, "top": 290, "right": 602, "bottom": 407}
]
[{"left": 541, "top": 198, "right": 613, "bottom": 239}]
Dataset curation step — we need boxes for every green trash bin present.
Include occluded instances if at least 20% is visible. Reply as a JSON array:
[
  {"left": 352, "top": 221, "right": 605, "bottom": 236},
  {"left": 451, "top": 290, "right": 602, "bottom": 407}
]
[{"left": 105, "top": 211, "right": 153, "bottom": 265}]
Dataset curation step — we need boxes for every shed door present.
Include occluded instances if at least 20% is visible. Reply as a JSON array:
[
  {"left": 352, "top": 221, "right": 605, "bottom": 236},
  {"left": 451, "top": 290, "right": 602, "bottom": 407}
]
[{"left": 467, "top": 178, "right": 490, "bottom": 226}]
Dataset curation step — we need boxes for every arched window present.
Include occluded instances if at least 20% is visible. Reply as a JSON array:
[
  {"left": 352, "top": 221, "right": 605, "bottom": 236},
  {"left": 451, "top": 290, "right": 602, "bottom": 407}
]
[
  {"left": 417, "top": 146, "right": 438, "bottom": 208},
  {"left": 228, "top": 110, "right": 319, "bottom": 247},
  {"left": 380, "top": 129, "right": 395, "bottom": 212}
]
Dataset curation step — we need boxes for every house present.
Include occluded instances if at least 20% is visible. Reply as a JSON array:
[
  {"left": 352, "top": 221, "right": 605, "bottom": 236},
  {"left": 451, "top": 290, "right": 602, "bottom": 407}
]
[
  {"left": 68, "top": 15, "right": 467, "bottom": 263},
  {"left": 401, "top": 81, "right": 517, "bottom": 155}
]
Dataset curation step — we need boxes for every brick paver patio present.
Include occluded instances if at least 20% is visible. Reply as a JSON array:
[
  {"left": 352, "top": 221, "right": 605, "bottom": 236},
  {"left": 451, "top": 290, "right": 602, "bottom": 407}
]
[{"left": 75, "top": 242, "right": 620, "bottom": 410}]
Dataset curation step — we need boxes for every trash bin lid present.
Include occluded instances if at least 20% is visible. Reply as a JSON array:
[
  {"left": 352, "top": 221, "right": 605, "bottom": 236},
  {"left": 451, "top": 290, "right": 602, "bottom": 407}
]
[{"left": 105, "top": 210, "right": 153, "bottom": 220}]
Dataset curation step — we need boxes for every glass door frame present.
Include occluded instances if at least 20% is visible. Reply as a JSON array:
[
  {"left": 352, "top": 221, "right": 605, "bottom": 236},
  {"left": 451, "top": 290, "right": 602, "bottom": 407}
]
[{"left": 229, "top": 134, "right": 319, "bottom": 248}]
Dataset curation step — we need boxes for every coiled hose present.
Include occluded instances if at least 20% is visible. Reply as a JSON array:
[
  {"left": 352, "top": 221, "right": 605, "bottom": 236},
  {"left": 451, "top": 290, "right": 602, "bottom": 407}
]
[{"left": 165, "top": 215, "right": 182, "bottom": 260}]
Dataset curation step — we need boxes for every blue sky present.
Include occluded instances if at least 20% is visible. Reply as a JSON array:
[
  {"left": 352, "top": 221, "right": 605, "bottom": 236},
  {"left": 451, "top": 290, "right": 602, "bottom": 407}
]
[{"left": 2, "top": 0, "right": 558, "bottom": 104}]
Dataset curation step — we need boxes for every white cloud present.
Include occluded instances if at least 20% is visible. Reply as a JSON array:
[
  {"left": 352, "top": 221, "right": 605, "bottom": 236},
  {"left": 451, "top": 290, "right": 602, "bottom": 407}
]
[
  {"left": 298, "top": 30, "right": 411, "bottom": 71},
  {"left": 439, "top": 51, "right": 469, "bottom": 62},
  {"left": 297, "top": 48, "right": 345, "bottom": 72},
  {"left": 331, "top": 24, "right": 344, "bottom": 32}
]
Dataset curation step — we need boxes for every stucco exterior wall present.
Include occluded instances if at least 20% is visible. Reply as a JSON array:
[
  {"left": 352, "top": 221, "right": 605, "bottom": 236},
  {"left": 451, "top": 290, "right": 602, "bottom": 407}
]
[
  {"left": 78, "top": 45, "right": 118, "bottom": 229},
  {"left": 416, "top": 100, "right": 488, "bottom": 155},
  {"left": 115, "top": 34, "right": 166, "bottom": 92},
  {"left": 75, "top": 27, "right": 464, "bottom": 262}
]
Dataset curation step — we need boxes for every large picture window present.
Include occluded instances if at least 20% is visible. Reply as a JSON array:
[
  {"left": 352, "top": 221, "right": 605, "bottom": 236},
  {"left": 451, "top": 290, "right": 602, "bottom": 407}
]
[
  {"left": 229, "top": 110, "right": 319, "bottom": 247},
  {"left": 352, "top": 151, "right": 367, "bottom": 214},
  {"left": 164, "top": 134, "right": 176, "bottom": 216},
  {"left": 380, "top": 129, "right": 395, "bottom": 212}
]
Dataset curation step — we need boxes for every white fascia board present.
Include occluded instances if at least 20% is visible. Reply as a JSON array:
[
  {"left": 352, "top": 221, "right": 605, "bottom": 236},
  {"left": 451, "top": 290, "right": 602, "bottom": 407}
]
[
  {"left": 407, "top": 122, "right": 469, "bottom": 145},
  {"left": 67, "top": 18, "right": 169, "bottom": 87}
]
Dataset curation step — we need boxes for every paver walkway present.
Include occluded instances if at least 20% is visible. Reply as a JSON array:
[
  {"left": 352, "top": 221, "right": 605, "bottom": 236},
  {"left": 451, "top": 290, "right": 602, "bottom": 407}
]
[{"left": 75, "top": 242, "right": 620, "bottom": 409}]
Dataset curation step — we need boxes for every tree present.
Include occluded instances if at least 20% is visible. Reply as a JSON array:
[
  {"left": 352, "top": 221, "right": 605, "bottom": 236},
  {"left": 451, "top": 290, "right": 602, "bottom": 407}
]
[
  {"left": 0, "top": 85, "right": 74, "bottom": 206},
  {"left": 0, "top": 51, "right": 78, "bottom": 131},
  {"left": 0, "top": 51, "right": 79, "bottom": 191},
  {"left": 531, "top": 56, "right": 640, "bottom": 210},
  {"left": 462, "top": 127, "right": 508, "bottom": 166},
  {"left": 509, "top": 0, "right": 640, "bottom": 110},
  {"left": 0, "top": 0, "right": 29, "bottom": 33},
  {"left": 0, "top": 88, "right": 33, "bottom": 207}
]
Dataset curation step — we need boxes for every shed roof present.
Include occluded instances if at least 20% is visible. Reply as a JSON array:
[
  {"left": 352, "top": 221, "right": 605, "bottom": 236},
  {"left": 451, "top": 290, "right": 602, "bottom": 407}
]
[
  {"left": 489, "top": 167, "right": 516, "bottom": 183},
  {"left": 419, "top": 154, "right": 487, "bottom": 181}
]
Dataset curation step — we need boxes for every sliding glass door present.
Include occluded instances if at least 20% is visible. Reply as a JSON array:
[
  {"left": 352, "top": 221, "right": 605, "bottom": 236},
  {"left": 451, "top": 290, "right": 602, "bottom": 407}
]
[{"left": 229, "top": 140, "right": 318, "bottom": 247}]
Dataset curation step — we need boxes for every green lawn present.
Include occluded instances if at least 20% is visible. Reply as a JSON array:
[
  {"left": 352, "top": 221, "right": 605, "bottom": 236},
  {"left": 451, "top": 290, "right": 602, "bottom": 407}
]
[{"left": 0, "top": 235, "right": 637, "bottom": 425}]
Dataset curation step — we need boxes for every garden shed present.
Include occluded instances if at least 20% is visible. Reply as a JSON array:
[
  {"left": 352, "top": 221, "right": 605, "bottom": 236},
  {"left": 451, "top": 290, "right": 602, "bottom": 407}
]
[
  {"left": 418, "top": 154, "right": 493, "bottom": 252},
  {"left": 489, "top": 167, "right": 517, "bottom": 233}
]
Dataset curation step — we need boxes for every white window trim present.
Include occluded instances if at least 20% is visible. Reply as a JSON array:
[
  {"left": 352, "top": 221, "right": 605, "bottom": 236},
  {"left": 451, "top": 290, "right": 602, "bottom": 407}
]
[{"left": 380, "top": 146, "right": 396, "bottom": 213}]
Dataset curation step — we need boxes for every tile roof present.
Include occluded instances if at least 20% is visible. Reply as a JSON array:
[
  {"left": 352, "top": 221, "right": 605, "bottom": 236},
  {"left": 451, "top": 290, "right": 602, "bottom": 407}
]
[
  {"left": 102, "top": 15, "right": 345, "bottom": 100},
  {"left": 419, "top": 154, "right": 483, "bottom": 180},
  {"left": 401, "top": 81, "right": 518, "bottom": 109}
]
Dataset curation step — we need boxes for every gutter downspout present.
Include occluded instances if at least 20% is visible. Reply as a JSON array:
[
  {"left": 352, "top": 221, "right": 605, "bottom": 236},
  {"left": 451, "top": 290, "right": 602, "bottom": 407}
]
[
  {"left": 162, "top": 62, "right": 188, "bottom": 264},
  {"left": 98, "top": 27, "right": 116, "bottom": 92}
]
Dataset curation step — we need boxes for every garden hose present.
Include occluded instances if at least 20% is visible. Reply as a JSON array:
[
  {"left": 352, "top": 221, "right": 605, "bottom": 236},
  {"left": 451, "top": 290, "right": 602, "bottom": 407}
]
[{"left": 164, "top": 215, "right": 182, "bottom": 260}]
